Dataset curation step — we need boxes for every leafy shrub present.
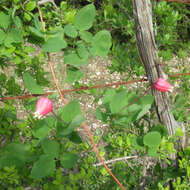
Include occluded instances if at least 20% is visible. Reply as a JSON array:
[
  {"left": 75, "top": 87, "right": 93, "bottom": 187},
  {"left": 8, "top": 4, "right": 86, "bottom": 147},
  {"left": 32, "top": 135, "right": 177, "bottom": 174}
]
[{"left": 0, "top": 1, "right": 190, "bottom": 190}]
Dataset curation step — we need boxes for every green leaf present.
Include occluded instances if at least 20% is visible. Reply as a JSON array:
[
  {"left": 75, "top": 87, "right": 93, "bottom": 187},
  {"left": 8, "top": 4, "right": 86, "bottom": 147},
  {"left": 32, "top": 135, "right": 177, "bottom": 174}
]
[
  {"left": 64, "top": 24, "right": 78, "bottom": 38},
  {"left": 0, "top": 30, "right": 6, "bottom": 44},
  {"left": 32, "top": 119, "right": 54, "bottom": 139},
  {"left": 96, "top": 107, "right": 107, "bottom": 122},
  {"left": 0, "top": 143, "right": 31, "bottom": 168},
  {"left": 31, "top": 155, "right": 55, "bottom": 179},
  {"left": 151, "top": 125, "right": 168, "bottom": 137},
  {"left": 74, "top": 4, "right": 96, "bottom": 31},
  {"left": 136, "top": 105, "right": 151, "bottom": 120},
  {"left": 103, "top": 89, "right": 116, "bottom": 104},
  {"left": 44, "top": 116, "right": 57, "bottom": 129},
  {"left": 0, "top": 12, "right": 11, "bottom": 29},
  {"left": 0, "top": 154, "right": 24, "bottom": 168},
  {"left": 0, "top": 46, "right": 15, "bottom": 58},
  {"left": 58, "top": 100, "right": 82, "bottom": 123},
  {"left": 25, "top": 1, "right": 36, "bottom": 11},
  {"left": 42, "top": 37, "right": 67, "bottom": 52},
  {"left": 24, "top": 12, "right": 32, "bottom": 22},
  {"left": 34, "top": 14, "right": 42, "bottom": 31},
  {"left": 32, "top": 117, "right": 56, "bottom": 139},
  {"left": 143, "top": 131, "right": 162, "bottom": 147},
  {"left": 61, "top": 1, "right": 67, "bottom": 10},
  {"left": 60, "top": 153, "right": 78, "bottom": 169},
  {"left": 23, "top": 72, "right": 44, "bottom": 94},
  {"left": 4, "top": 28, "right": 23, "bottom": 47},
  {"left": 59, "top": 115, "right": 85, "bottom": 136},
  {"left": 131, "top": 136, "right": 144, "bottom": 150},
  {"left": 91, "top": 30, "right": 112, "bottom": 57},
  {"left": 5, "top": 76, "right": 21, "bottom": 95},
  {"left": 8, "top": 28, "right": 23, "bottom": 43},
  {"left": 41, "top": 139, "right": 60, "bottom": 158},
  {"left": 127, "top": 104, "right": 141, "bottom": 113},
  {"left": 66, "top": 68, "right": 84, "bottom": 83},
  {"left": 64, "top": 53, "right": 88, "bottom": 66},
  {"left": 147, "top": 146, "right": 158, "bottom": 157},
  {"left": 110, "top": 91, "right": 129, "bottom": 114},
  {"left": 173, "top": 95, "right": 186, "bottom": 110},
  {"left": 135, "top": 95, "right": 154, "bottom": 120},
  {"left": 79, "top": 31, "right": 93, "bottom": 43},
  {"left": 5, "top": 143, "right": 30, "bottom": 156},
  {"left": 29, "top": 26, "right": 44, "bottom": 39},
  {"left": 77, "top": 42, "right": 89, "bottom": 59},
  {"left": 14, "top": 16, "right": 23, "bottom": 29},
  {"left": 64, "top": 10, "right": 76, "bottom": 23},
  {"left": 139, "top": 95, "right": 154, "bottom": 105},
  {"left": 68, "top": 132, "right": 82, "bottom": 144},
  {"left": 33, "top": 127, "right": 51, "bottom": 140},
  {"left": 114, "top": 117, "right": 132, "bottom": 127}
]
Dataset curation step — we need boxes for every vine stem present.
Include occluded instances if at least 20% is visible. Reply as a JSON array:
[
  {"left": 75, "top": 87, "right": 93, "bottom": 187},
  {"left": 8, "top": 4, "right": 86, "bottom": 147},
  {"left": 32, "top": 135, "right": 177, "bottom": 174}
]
[
  {"left": 48, "top": 56, "right": 67, "bottom": 105},
  {"left": 81, "top": 122, "right": 126, "bottom": 190},
  {"left": 37, "top": 4, "right": 126, "bottom": 190},
  {"left": 119, "top": 86, "right": 152, "bottom": 113}
]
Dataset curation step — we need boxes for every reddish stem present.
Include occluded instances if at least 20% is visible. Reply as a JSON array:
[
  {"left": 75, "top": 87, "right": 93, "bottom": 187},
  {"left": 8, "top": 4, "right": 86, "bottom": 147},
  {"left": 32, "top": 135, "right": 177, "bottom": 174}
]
[
  {"left": 119, "top": 87, "right": 152, "bottom": 113},
  {"left": 0, "top": 79, "right": 146, "bottom": 101},
  {"left": 81, "top": 122, "right": 126, "bottom": 190},
  {"left": 37, "top": 4, "right": 126, "bottom": 190}
]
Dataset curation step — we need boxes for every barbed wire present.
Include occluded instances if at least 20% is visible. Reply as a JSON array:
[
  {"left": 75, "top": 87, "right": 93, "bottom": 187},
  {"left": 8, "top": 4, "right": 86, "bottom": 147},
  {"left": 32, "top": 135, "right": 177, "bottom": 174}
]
[{"left": 1, "top": 72, "right": 189, "bottom": 102}]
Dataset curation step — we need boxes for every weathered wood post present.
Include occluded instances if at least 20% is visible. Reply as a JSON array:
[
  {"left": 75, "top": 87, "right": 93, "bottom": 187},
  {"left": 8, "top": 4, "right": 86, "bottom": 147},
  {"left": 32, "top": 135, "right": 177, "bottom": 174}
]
[{"left": 131, "top": 0, "right": 185, "bottom": 150}]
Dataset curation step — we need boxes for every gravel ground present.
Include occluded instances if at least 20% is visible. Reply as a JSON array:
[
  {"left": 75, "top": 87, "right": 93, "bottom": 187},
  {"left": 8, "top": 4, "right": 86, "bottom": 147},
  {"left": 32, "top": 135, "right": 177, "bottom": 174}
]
[
  {"left": 44, "top": 53, "right": 190, "bottom": 141},
  {"left": 1, "top": 49, "right": 190, "bottom": 142},
  {"left": 46, "top": 56, "right": 135, "bottom": 139}
]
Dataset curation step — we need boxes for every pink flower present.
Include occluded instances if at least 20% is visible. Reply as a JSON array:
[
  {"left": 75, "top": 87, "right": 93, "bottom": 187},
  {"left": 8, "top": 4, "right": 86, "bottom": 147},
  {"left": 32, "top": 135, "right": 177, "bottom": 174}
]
[
  {"left": 154, "top": 78, "right": 173, "bottom": 92},
  {"left": 34, "top": 97, "right": 53, "bottom": 119}
]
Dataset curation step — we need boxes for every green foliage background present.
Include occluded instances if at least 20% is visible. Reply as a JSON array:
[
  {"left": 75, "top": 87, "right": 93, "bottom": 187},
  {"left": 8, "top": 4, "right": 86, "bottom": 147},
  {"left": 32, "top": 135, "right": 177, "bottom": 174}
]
[{"left": 0, "top": 0, "right": 190, "bottom": 189}]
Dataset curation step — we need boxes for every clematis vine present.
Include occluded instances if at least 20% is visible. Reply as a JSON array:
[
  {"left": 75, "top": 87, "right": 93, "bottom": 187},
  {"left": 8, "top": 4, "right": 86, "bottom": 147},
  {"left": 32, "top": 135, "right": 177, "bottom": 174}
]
[
  {"left": 34, "top": 97, "right": 53, "bottom": 119},
  {"left": 154, "top": 78, "right": 173, "bottom": 92}
]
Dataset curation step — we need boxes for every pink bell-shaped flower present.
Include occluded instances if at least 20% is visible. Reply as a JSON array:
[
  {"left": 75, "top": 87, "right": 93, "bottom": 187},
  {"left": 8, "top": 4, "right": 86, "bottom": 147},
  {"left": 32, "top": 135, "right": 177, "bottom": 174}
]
[
  {"left": 154, "top": 78, "right": 173, "bottom": 92},
  {"left": 34, "top": 97, "right": 53, "bottom": 119}
]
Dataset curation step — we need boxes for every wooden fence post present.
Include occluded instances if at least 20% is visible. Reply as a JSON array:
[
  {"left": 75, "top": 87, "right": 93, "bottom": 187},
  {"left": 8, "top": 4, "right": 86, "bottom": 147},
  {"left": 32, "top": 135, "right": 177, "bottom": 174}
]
[{"left": 131, "top": 0, "right": 185, "bottom": 150}]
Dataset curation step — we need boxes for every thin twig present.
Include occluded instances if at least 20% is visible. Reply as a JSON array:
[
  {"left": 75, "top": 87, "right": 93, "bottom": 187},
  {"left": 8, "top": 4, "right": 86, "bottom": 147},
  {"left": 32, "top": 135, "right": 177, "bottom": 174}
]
[
  {"left": 93, "top": 155, "right": 138, "bottom": 167},
  {"left": 37, "top": 5, "right": 67, "bottom": 105},
  {"left": 48, "top": 56, "right": 68, "bottom": 105},
  {"left": 119, "top": 87, "right": 152, "bottom": 113}
]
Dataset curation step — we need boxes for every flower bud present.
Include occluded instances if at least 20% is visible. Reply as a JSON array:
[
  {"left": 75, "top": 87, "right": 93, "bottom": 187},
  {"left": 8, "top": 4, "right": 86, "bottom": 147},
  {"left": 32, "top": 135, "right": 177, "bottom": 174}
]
[
  {"left": 34, "top": 97, "right": 53, "bottom": 119},
  {"left": 154, "top": 78, "right": 173, "bottom": 92}
]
